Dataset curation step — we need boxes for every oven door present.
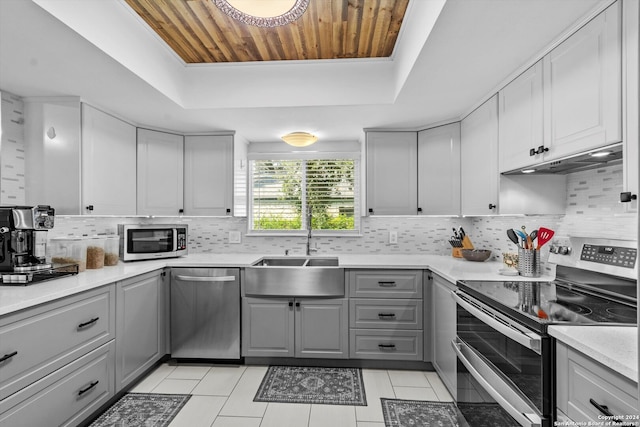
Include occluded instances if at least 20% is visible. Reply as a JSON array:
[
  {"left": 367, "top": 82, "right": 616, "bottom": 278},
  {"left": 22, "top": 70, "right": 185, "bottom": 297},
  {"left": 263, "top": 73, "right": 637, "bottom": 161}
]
[{"left": 452, "top": 290, "right": 551, "bottom": 427}]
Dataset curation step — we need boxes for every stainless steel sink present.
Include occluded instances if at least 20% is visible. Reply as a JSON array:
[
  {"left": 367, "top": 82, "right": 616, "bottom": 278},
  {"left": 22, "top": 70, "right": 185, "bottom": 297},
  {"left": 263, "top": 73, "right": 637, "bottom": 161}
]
[{"left": 244, "top": 257, "right": 344, "bottom": 297}]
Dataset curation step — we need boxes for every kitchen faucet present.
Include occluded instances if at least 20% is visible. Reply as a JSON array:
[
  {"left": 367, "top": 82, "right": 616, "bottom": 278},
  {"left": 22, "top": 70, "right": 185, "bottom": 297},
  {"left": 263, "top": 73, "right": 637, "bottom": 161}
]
[{"left": 306, "top": 206, "right": 317, "bottom": 256}]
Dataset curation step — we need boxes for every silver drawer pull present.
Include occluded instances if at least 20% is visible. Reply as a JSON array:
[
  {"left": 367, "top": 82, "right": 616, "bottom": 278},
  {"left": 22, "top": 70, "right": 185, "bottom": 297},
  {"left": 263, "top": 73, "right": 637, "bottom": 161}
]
[
  {"left": 0, "top": 351, "right": 18, "bottom": 364},
  {"left": 378, "top": 313, "right": 396, "bottom": 319},
  {"left": 175, "top": 275, "right": 236, "bottom": 282},
  {"left": 378, "top": 344, "right": 396, "bottom": 350},
  {"left": 378, "top": 281, "right": 397, "bottom": 287}
]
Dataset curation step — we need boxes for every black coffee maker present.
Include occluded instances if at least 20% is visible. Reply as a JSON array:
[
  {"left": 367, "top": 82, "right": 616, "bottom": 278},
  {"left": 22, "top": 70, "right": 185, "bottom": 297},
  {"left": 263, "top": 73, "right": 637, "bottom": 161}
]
[{"left": 0, "top": 205, "right": 55, "bottom": 272}]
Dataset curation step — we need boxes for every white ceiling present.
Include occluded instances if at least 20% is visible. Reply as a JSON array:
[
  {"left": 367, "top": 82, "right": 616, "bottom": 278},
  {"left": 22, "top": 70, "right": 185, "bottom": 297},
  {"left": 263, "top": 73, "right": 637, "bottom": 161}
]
[{"left": 0, "top": 0, "right": 609, "bottom": 144}]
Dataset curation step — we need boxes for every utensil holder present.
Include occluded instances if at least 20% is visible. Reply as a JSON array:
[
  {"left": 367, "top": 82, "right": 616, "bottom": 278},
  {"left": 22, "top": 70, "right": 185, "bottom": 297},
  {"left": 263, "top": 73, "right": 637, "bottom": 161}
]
[
  {"left": 517, "top": 247, "right": 540, "bottom": 277},
  {"left": 452, "top": 236, "right": 474, "bottom": 258}
]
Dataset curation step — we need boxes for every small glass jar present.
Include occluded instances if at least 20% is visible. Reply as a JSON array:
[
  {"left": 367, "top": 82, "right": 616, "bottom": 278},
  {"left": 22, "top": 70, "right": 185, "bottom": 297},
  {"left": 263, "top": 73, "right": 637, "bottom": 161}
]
[
  {"left": 85, "top": 236, "right": 106, "bottom": 269},
  {"left": 104, "top": 235, "right": 120, "bottom": 266},
  {"left": 49, "top": 237, "right": 87, "bottom": 272}
]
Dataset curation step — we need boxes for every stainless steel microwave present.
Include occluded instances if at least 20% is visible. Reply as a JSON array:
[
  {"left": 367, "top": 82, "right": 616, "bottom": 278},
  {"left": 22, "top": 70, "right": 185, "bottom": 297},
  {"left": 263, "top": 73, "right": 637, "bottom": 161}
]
[{"left": 118, "top": 224, "right": 188, "bottom": 261}]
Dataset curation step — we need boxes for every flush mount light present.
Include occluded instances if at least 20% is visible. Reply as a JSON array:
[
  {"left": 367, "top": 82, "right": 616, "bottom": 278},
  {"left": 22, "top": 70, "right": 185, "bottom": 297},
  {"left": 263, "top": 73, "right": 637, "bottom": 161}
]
[
  {"left": 521, "top": 169, "right": 536, "bottom": 174},
  {"left": 281, "top": 132, "right": 318, "bottom": 147},
  {"left": 590, "top": 151, "right": 612, "bottom": 158},
  {"left": 212, "top": 0, "right": 309, "bottom": 27}
]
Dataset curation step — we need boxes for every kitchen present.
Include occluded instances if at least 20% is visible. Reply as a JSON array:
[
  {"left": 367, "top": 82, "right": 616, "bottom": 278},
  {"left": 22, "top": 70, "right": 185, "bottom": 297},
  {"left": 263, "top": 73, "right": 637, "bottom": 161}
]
[{"left": 0, "top": 0, "right": 638, "bottom": 426}]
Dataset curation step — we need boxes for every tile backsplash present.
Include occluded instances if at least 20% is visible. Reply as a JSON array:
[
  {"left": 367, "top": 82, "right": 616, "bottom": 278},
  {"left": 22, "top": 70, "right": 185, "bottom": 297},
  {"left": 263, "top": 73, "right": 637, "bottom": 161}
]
[{"left": 49, "top": 164, "right": 636, "bottom": 258}]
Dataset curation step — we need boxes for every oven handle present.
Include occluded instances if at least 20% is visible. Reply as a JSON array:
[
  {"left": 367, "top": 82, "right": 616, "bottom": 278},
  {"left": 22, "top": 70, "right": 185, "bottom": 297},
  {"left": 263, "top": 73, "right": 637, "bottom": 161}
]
[
  {"left": 452, "top": 290, "right": 542, "bottom": 355},
  {"left": 452, "top": 338, "right": 542, "bottom": 427}
]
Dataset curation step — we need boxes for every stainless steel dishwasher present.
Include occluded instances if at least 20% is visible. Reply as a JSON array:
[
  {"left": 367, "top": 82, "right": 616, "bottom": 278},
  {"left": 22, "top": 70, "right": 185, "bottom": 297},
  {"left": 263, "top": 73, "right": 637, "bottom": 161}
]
[{"left": 170, "top": 268, "right": 240, "bottom": 359}]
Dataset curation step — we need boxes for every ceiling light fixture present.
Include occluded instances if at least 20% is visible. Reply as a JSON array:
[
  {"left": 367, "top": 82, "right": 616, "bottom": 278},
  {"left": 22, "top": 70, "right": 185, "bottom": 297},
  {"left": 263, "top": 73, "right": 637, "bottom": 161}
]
[
  {"left": 212, "top": 0, "right": 309, "bottom": 27},
  {"left": 281, "top": 132, "right": 318, "bottom": 147}
]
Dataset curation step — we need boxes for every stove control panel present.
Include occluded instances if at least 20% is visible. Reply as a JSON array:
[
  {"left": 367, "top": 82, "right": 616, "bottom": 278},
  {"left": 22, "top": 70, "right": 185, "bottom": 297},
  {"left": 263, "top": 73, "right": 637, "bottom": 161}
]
[{"left": 580, "top": 244, "right": 637, "bottom": 268}]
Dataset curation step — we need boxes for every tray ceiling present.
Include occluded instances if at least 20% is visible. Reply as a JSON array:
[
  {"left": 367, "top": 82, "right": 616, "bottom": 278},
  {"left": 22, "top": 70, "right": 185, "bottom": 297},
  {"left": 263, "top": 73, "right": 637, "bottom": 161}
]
[{"left": 123, "top": 0, "right": 410, "bottom": 63}]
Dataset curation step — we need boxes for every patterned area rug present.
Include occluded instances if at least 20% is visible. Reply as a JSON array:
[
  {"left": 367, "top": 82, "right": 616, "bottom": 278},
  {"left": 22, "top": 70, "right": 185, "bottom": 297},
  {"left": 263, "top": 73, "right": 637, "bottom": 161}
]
[
  {"left": 89, "top": 393, "right": 191, "bottom": 427},
  {"left": 254, "top": 366, "right": 367, "bottom": 405},
  {"left": 381, "top": 399, "right": 460, "bottom": 427},
  {"left": 381, "top": 399, "right": 518, "bottom": 427}
]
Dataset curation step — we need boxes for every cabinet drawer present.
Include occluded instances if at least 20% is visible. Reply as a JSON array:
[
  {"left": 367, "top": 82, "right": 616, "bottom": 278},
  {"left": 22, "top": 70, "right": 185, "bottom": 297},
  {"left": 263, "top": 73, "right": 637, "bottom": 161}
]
[
  {"left": 350, "top": 299, "right": 422, "bottom": 329},
  {"left": 348, "top": 270, "right": 423, "bottom": 298},
  {"left": 0, "top": 341, "right": 115, "bottom": 427},
  {"left": 350, "top": 329, "right": 423, "bottom": 360},
  {"left": 0, "top": 286, "right": 115, "bottom": 399},
  {"left": 561, "top": 345, "right": 638, "bottom": 422}
]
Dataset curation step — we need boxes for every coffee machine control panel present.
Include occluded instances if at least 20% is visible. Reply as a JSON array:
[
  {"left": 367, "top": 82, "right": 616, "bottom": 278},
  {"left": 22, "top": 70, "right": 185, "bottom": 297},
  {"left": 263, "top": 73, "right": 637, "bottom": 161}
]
[{"left": 32, "top": 205, "right": 55, "bottom": 229}]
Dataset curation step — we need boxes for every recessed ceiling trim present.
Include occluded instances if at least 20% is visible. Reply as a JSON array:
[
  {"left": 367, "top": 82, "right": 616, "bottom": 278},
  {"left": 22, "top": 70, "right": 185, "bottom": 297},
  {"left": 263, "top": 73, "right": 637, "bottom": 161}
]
[{"left": 213, "top": 0, "right": 309, "bottom": 27}]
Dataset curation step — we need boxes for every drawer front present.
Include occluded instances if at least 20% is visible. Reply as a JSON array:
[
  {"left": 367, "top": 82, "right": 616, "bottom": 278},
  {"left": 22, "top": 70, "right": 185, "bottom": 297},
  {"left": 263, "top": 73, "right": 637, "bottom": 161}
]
[
  {"left": 565, "top": 348, "right": 638, "bottom": 422},
  {"left": 350, "top": 329, "right": 423, "bottom": 360},
  {"left": 350, "top": 299, "right": 422, "bottom": 329},
  {"left": 0, "top": 340, "right": 115, "bottom": 427},
  {"left": 348, "top": 270, "right": 423, "bottom": 298},
  {"left": 0, "top": 286, "right": 115, "bottom": 399}
]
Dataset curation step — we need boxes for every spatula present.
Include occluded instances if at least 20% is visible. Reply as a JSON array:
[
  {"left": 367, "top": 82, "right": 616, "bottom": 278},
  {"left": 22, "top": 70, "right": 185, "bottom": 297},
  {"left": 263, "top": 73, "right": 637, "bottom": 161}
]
[
  {"left": 506, "top": 229, "right": 519, "bottom": 246},
  {"left": 536, "top": 227, "right": 554, "bottom": 250}
]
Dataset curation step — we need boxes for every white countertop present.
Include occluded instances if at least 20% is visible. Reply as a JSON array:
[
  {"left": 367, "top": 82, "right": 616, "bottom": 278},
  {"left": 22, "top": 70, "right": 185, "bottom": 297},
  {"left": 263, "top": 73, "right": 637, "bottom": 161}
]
[
  {"left": 0, "top": 253, "right": 548, "bottom": 316},
  {"left": 549, "top": 325, "right": 638, "bottom": 382}
]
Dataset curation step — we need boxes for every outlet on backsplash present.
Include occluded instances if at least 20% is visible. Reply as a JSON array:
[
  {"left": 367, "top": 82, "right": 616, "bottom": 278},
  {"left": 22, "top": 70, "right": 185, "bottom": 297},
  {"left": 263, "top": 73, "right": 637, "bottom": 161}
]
[{"left": 389, "top": 231, "right": 398, "bottom": 244}]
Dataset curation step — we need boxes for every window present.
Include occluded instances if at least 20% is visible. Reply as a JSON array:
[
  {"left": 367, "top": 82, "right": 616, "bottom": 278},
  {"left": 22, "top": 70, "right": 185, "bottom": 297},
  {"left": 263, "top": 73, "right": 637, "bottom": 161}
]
[{"left": 249, "top": 158, "right": 360, "bottom": 233}]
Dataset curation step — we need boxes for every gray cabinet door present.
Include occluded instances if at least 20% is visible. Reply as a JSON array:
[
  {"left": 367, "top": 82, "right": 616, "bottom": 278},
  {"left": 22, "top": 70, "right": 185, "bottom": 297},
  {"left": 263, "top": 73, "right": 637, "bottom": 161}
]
[
  {"left": 431, "top": 273, "right": 457, "bottom": 399},
  {"left": 296, "top": 298, "right": 348, "bottom": 359},
  {"left": 242, "top": 297, "right": 294, "bottom": 357},
  {"left": 115, "top": 270, "right": 165, "bottom": 391}
]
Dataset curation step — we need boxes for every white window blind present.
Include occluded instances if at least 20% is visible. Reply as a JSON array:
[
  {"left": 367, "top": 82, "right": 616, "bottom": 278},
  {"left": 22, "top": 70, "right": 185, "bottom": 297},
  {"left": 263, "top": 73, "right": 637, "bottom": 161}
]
[{"left": 249, "top": 158, "right": 360, "bottom": 233}]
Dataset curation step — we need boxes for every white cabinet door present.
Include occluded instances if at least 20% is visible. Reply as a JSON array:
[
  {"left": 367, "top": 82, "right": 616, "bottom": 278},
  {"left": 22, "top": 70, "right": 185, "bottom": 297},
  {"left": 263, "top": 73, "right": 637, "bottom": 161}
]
[
  {"left": 461, "top": 95, "right": 499, "bottom": 215},
  {"left": 431, "top": 273, "right": 456, "bottom": 399},
  {"left": 498, "top": 61, "right": 544, "bottom": 172},
  {"left": 81, "top": 104, "right": 136, "bottom": 215},
  {"left": 417, "top": 123, "right": 460, "bottom": 215},
  {"left": 115, "top": 270, "right": 166, "bottom": 392},
  {"left": 622, "top": 0, "right": 639, "bottom": 212},
  {"left": 184, "top": 135, "right": 233, "bottom": 216},
  {"left": 296, "top": 298, "right": 348, "bottom": 359},
  {"left": 543, "top": 1, "right": 622, "bottom": 159},
  {"left": 366, "top": 131, "right": 418, "bottom": 215},
  {"left": 137, "top": 128, "right": 184, "bottom": 216}
]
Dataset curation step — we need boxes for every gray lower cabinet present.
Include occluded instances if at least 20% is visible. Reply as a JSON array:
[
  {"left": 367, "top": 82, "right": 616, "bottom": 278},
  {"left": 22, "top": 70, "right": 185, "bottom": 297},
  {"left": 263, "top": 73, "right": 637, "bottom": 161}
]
[
  {"left": 0, "top": 285, "right": 116, "bottom": 426},
  {"left": 115, "top": 269, "right": 167, "bottom": 391},
  {"left": 556, "top": 341, "right": 638, "bottom": 423},
  {"left": 430, "top": 272, "right": 457, "bottom": 398},
  {"left": 0, "top": 341, "right": 115, "bottom": 427},
  {"left": 348, "top": 270, "right": 424, "bottom": 361},
  {"left": 242, "top": 297, "right": 348, "bottom": 359}
]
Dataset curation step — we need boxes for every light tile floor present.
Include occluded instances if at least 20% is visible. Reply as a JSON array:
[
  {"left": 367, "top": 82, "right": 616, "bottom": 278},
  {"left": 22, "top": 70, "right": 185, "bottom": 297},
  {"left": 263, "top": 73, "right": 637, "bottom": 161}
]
[{"left": 127, "top": 363, "right": 454, "bottom": 427}]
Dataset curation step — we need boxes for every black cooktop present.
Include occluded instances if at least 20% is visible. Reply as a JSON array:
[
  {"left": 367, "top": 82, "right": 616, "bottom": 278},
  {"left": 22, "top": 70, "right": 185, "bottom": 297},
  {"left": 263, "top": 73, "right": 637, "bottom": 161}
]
[{"left": 457, "top": 267, "right": 637, "bottom": 333}]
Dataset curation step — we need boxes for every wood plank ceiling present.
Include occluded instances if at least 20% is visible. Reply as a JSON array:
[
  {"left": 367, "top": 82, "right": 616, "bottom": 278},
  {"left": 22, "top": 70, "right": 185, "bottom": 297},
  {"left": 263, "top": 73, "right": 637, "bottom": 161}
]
[{"left": 124, "top": 0, "right": 411, "bottom": 63}]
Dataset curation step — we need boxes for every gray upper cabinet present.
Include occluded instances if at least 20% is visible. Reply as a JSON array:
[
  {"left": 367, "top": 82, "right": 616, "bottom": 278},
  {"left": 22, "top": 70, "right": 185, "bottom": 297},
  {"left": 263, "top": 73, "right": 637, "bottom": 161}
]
[
  {"left": 184, "top": 135, "right": 234, "bottom": 216},
  {"left": 366, "top": 131, "right": 418, "bottom": 215},
  {"left": 137, "top": 128, "right": 184, "bottom": 216},
  {"left": 418, "top": 123, "right": 461, "bottom": 215},
  {"left": 461, "top": 95, "right": 499, "bottom": 216},
  {"left": 81, "top": 104, "right": 137, "bottom": 215}
]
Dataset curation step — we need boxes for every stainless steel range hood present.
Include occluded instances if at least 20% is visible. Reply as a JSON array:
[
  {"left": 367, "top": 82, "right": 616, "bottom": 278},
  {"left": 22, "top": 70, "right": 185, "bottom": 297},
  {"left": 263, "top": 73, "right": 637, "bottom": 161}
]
[{"left": 501, "top": 143, "right": 623, "bottom": 175}]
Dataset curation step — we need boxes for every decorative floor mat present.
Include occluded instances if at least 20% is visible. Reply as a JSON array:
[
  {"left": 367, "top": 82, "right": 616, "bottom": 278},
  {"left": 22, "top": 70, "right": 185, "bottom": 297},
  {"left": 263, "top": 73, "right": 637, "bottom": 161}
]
[
  {"left": 88, "top": 393, "right": 191, "bottom": 427},
  {"left": 381, "top": 399, "right": 459, "bottom": 427},
  {"left": 254, "top": 366, "right": 367, "bottom": 406},
  {"left": 381, "top": 399, "right": 518, "bottom": 427}
]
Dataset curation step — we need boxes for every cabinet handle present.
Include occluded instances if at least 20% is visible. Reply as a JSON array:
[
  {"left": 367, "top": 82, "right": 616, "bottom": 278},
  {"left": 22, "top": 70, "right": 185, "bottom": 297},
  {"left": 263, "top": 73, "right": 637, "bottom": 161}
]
[
  {"left": 589, "top": 399, "right": 622, "bottom": 420},
  {"left": 0, "top": 350, "right": 17, "bottom": 363},
  {"left": 620, "top": 192, "right": 637, "bottom": 203},
  {"left": 377, "top": 281, "right": 397, "bottom": 287},
  {"left": 488, "top": 203, "right": 497, "bottom": 210},
  {"left": 530, "top": 145, "right": 549, "bottom": 156},
  {"left": 378, "top": 344, "right": 396, "bottom": 349},
  {"left": 85, "top": 205, "right": 94, "bottom": 212},
  {"left": 417, "top": 207, "right": 422, "bottom": 213},
  {"left": 78, "top": 380, "right": 99, "bottom": 396},
  {"left": 288, "top": 301, "right": 294, "bottom": 307},
  {"left": 378, "top": 313, "right": 396, "bottom": 319},
  {"left": 78, "top": 317, "right": 100, "bottom": 329},
  {"left": 295, "top": 302, "right": 300, "bottom": 307}
]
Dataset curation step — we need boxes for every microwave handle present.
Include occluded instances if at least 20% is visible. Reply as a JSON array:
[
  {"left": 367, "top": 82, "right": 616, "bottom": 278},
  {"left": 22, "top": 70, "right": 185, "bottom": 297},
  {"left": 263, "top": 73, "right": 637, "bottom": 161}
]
[
  {"left": 452, "top": 339, "right": 542, "bottom": 427},
  {"left": 452, "top": 290, "right": 542, "bottom": 355}
]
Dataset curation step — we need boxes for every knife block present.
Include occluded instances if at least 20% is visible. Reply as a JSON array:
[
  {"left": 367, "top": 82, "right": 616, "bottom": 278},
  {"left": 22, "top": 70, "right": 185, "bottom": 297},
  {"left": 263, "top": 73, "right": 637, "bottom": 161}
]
[{"left": 452, "top": 236, "right": 474, "bottom": 258}]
